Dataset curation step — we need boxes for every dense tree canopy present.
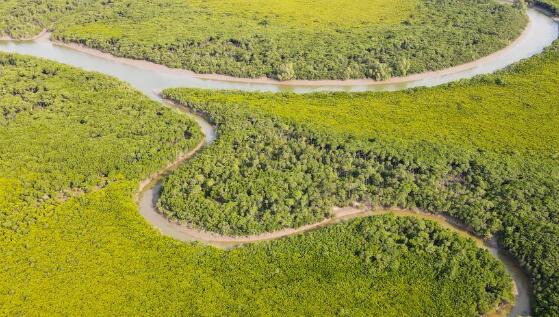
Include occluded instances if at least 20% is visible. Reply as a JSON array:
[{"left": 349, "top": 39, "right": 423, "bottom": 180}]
[
  {"left": 0, "top": 0, "right": 527, "bottom": 80},
  {"left": 534, "top": 0, "right": 559, "bottom": 14},
  {"left": 162, "top": 39, "right": 559, "bottom": 316},
  {"left": 0, "top": 53, "right": 512, "bottom": 316},
  {"left": 0, "top": 52, "right": 202, "bottom": 237}
]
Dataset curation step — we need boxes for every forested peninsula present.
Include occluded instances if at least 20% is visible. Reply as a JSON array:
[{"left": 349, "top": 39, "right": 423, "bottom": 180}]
[
  {"left": 161, "top": 39, "right": 559, "bottom": 316},
  {"left": 1, "top": 0, "right": 526, "bottom": 80}
]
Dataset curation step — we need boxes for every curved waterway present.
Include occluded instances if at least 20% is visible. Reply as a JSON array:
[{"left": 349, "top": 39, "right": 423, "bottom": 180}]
[
  {"left": 0, "top": 10, "right": 557, "bottom": 94},
  {"left": 2, "top": 7, "right": 556, "bottom": 317}
]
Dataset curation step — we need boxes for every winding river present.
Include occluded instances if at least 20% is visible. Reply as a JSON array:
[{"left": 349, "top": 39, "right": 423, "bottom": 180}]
[
  {"left": 1, "top": 6, "right": 558, "bottom": 317},
  {"left": 0, "top": 10, "right": 556, "bottom": 95}
]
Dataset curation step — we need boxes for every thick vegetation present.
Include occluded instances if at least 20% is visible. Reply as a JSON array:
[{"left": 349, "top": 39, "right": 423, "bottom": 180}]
[
  {"left": 0, "top": 0, "right": 526, "bottom": 80},
  {"left": 535, "top": 0, "right": 559, "bottom": 15},
  {"left": 0, "top": 53, "right": 202, "bottom": 238},
  {"left": 162, "top": 40, "right": 559, "bottom": 316},
  {"left": 2, "top": 186, "right": 512, "bottom": 316},
  {"left": 0, "top": 0, "right": 70, "bottom": 38},
  {"left": 0, "top": 53, "right": 511, "bottom": 316}
]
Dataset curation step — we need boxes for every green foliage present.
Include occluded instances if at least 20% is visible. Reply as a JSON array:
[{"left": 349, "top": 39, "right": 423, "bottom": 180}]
[
  {"left": 0, "top": 0, "right": 526, "bottom": 80},
  {"left": 166, "top": 42, "right": 559, "bottom": 159},
  {"left": 0, "top": 52, "right": 202, "bottom": 237},
  {"left": 396, "top": 58, "right": 412, "bottom": 76},
  {"left": 0, "top": 182, "right": 512, "bottom": 316},
  {"left": 162, "top": 40, "right": 559, "bottom": 315},
  {"left": 0, "top": 0, "right": 74, "bottom": 38},
  {"left": 366, "top": 61, "right": 392, "bottom": 81},
  {"left": 514, "top": 0, "right": 528, "bottom": 11},
  {"left": 0, "top": 52, "right": 511, "bottom": 316},
  {"left": 534, "top": 0, "right": 559, "bottom": 15},
  {"left": 274, "top": 63, "right": 296, "bottom": 81}
]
